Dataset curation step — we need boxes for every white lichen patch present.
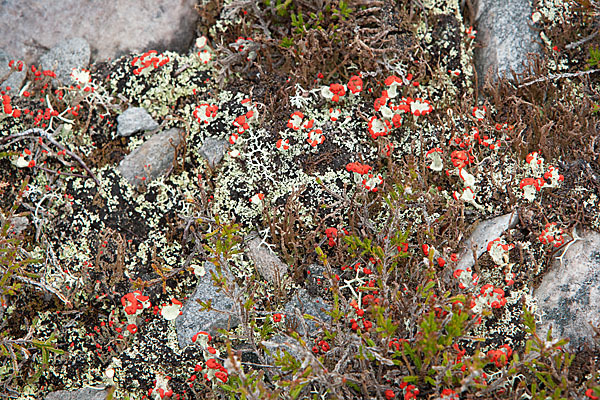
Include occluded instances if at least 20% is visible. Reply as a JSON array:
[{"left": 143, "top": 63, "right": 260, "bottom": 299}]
[
  {"left": 535, "top": 0, "right": 575, "bottom": 23},
  {"left": 108, "top": 51, "right": 213, "bottom": 120}
]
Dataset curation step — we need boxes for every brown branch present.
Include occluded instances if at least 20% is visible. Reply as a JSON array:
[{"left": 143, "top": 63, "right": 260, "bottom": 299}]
[
  {"left": 518, "top": 69, "right": 600, "bottom": 88},
  {"left": 0, "top": 128, "right": 101, "bottom": 186}
]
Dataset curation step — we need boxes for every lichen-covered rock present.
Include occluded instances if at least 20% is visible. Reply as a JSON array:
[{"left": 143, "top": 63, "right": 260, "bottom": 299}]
[
  {"left": 118, "top": 128, "right": 182, "bottom": 187},
  {"left": 176, "top": 262, "right": 240, "bottom": 348},
  {"left": 117, "top": 107, "right": 158, "bottom": 137},
  {"left": 534, "top": 229, "right": 600, "bottom": 349},
  {"left": 474, "top": 0, "right": 542, "bottom": 85},
  {"left": 246, "top": 236, "right": 288, "bottom": 283},
  {"left": 39, "top": 37, "right": 91, "bottom": 84}
]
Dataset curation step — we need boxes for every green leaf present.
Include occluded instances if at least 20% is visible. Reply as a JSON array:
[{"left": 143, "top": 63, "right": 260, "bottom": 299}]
[
  {"left": 281, "top": 37, "right": 294, "bottom": 48},
  {"left": 587, "top": 45, "right": 600, "bottom": 67},
  {"left": 345, "top": 380, "right": 361, "bottom": 392},
  {"left": 290, "top": 382, "right": 307, "bottom": 399},
  {"left": 424, "top": 280, "right": 436, "bottom": 292}
]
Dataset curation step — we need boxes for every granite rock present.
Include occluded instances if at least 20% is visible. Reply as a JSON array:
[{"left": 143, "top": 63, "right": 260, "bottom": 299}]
[
  {"left": 118, "top": 128, "right": 182, "bottom": 187},
  {"left": 0, "top": 0, "right": 198, "bottom": 64},
  {"left": 0, "top": 49, "right": 26, "bottom": 92},
  {"left": 246, "top": 236, "right": 289, "bottom": 284},
  {"left": 45, "top": 387, "right": 108, "bottom": 400},
  {"left": 117, "top": 107, "right": 159, "bottom": 137},
  {"left": 39, "top": 38, "right": 91, "bottom": 85},
  {"left": 534, "top": 229, "right": 600, "bottom": 349},
  {"left": 455, "top": 212, "right": 519, "bottom": 272},
  {"left": 199, "top": 136, "right": 229, "bottom": 168},
  {"left": 176, "top": 262, "right": 241, "bottom": 349},
  {"left": 283, "top": 288, "right": 330, "bottom": 337},
  {"left": 474, "top": 0, "right": 542, "bottom": 86}
]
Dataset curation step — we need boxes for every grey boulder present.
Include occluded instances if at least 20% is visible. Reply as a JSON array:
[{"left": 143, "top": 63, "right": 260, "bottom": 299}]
[
  {"left": 39, "top": 38, "right": 91, "bottom": 85},
  {"left": 0, "top": 49, "right": 26, "bottom": 92},
  {"left": 455, "top": 212, "right": 519, "bottom": 272},
  {"left": 199, "top": 137, "right": 229, "bottom": 168},
  {"left": 0, "top": 0, "right": 198, "bottom": 64},
  {"left": 474, "top": 0, "right": 542, "bottom": 86},
  {"left": 534, "top": 229, "right": 600, "bottom": 349},
  {"left": 176, "top": 262, "right": 240, "bottom": 349},
  {"left": 45, "top": 387, "right": 108, "bottom": 400}
]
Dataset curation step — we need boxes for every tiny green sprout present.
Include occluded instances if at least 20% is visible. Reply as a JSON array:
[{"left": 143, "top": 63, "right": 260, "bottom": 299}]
[
  {"left": 587, "top": 45, "right": 600, "bottom": 68},
  {"left": 275, "top": 0, "right": 293, "bottom": 17},
  {"left": 280, "top": 37, "right": 294, "bottom": 48},
  {"left": 259, "top": 314, "right": 275, "bottom": 339},
  {"left": 315, "top": 245, "right": 328, "bottom": 264},
  {"left": 291, "top": 11, "right": 306, "bottom": 35}
]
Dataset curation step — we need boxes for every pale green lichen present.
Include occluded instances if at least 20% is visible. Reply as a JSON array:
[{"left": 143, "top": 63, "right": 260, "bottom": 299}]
[
  {"left": 109, "top": 51, "right": 212, "bottom": 121},
  {"left": 536, "top": 0, "right": 575, "bottom": 22}
]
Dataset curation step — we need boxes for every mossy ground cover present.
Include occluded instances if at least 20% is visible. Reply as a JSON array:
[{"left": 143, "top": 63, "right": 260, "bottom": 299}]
[{"left": 0, "top": 0, "right": 599, "bottom": 399}]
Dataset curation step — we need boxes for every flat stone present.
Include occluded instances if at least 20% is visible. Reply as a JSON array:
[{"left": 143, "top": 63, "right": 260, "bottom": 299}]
[
  {"left": 455, "top": 212, "right": 519, "bottom": 272},
  {"left": 39, "top": 38, "right": 91, "bottom": 84},
  {"left": 118, "top": 128, "right": 182, "bottom": 187},
  {"left": 246, "top": 236, "right": 288, "bottom": 283},
  {"left": 262, "top": 334, "right": 305, "bottom": 362},
  {"left": 199, "top": 137, "right": 229, "bottom": 168},
  {"left": 117, "top": 107, "right": 159, "bottom": 137},
  {"left": 175, "top": 262, "right": 240, "bottom": 349},
  {"left": 534, "top": 229, "right": 600, "bottom": 349},
  {"left": 0, "top": 0, "right": 198, "bottom": 64},
  {"left": 283, "top": 288, "right": 330, "bottom": 337},
  {"left": 474, "top": 0, "right": 541, "bottom": 86},
  {"left": 0, "top": 48, "right": 26, "bottom": 92},
  {"left": 45, "top": 387, "right": 108, "bottom": 400}
]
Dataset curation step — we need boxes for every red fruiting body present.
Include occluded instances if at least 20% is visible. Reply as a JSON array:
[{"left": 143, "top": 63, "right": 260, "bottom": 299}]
[{"left": 346, "top": 162, "right": 372, "bottom": 175}]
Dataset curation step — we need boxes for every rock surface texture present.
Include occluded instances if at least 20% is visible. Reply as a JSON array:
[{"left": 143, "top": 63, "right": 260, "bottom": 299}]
[
  {"left": 0, "top": 49, "right": 26, "bottom": 92},
  {"left": 39, "top": 38, "right": 91, "bottom": 84},
  {"left": 176, "top": 262, "right": 241, "bottom": 348},
  {"left": 0, "top": 0, "right": 198, "bottom": 64},
  {"left": 246, "top": 236, "right": 289, "bottom": 283},
  {"left": 283, "top": 288, "right": 330, "bottom": 337},
  {"left": 118, "top": 128, "right": 182, "bottom": 187},
  {"left": 199, "top": 136, "right": 229, "bottom": 168},
  {"left": 534, "top": 229, "right": 600, "bottom": 349},
  {"left": 455, "top": 212, "right": 519, "bottom": 272},
  {"left": 474, "top": 0, "right": 541, "bottom": 86},
  {"left": 45, "top": 387, "right": 108, "bottom": 400},
  {"left": 117, "top": 107, "right": 159, "bottom": 137}
]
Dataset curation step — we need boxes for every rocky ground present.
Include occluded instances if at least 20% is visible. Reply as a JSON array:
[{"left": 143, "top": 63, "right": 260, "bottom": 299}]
[{"left": 0, "top": 0, "right": 599, "bottom": 399}]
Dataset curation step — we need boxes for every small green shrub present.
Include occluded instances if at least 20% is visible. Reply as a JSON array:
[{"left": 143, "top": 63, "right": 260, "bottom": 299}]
[{"left": 0, "top": 178, "right": 64, "bottom": 394}]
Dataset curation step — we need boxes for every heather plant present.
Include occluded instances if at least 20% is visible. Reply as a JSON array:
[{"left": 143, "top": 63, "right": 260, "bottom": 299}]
[
  {"left": 0, "top": 178, "right": 38, "bottom": 311},
  {"left": 201, "top": 179, "right": 600, "bottom": 399},
  {"left": 0, "top": 179, "right": 64, "bottom": 395}
]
